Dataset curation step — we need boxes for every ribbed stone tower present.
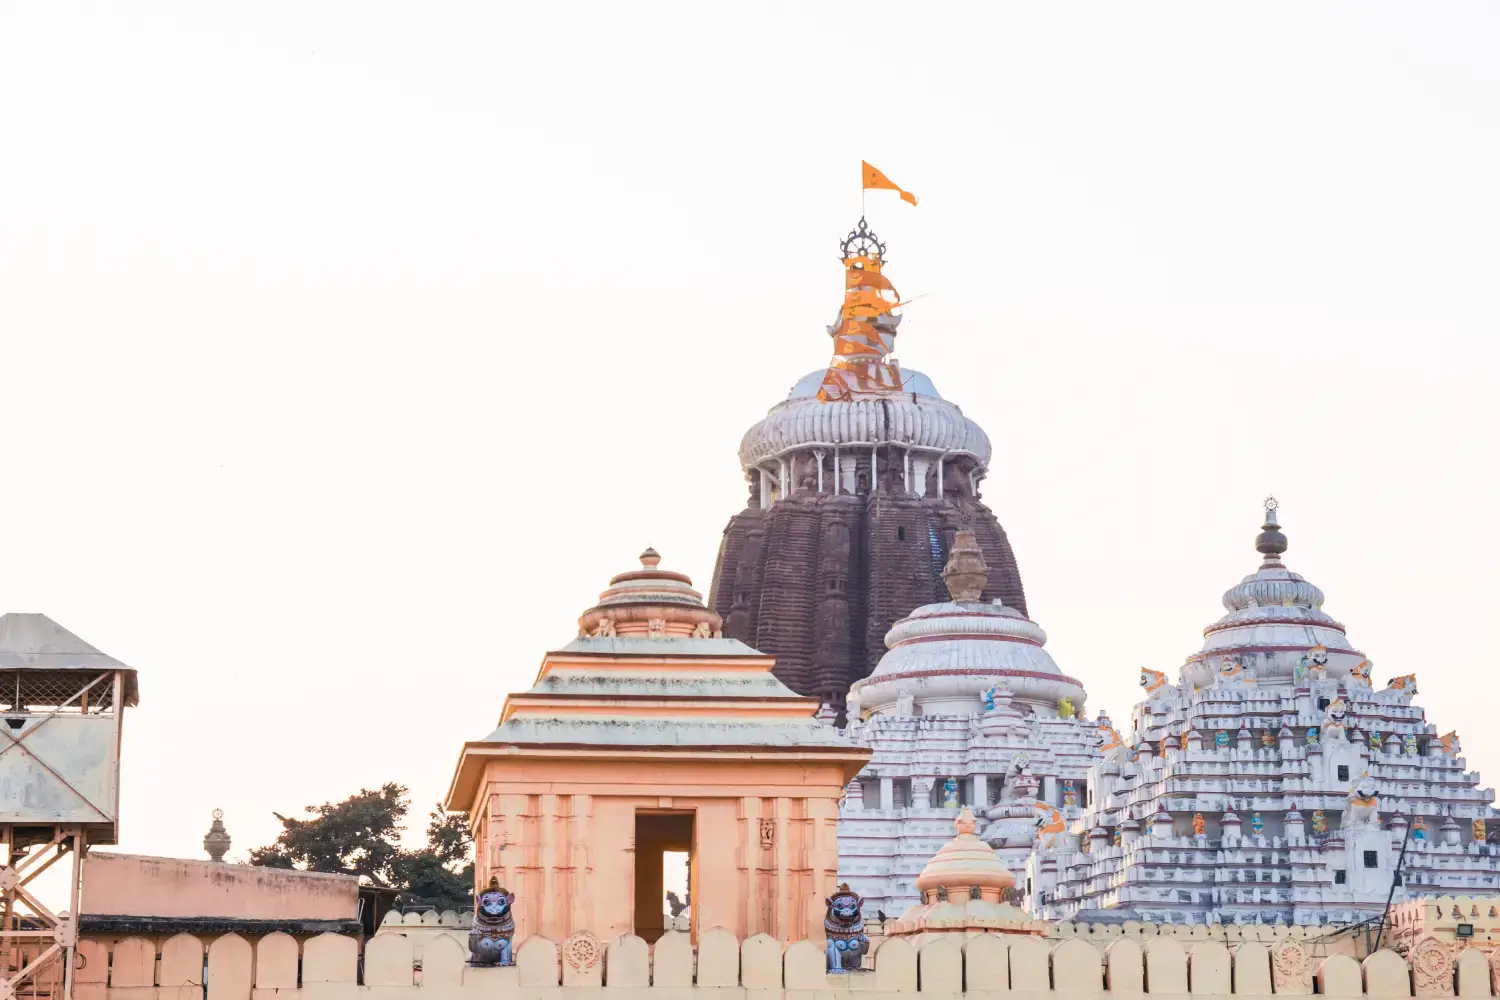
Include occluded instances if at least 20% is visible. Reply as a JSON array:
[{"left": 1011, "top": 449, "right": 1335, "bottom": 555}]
[{"left": 708, "top": 220, "right": 1026, "bottom": 713}]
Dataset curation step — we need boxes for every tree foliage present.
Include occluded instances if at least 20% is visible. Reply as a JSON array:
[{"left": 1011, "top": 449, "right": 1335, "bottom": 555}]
[{"left": 249, "top": 783, "right": 474, "bottom": 911}]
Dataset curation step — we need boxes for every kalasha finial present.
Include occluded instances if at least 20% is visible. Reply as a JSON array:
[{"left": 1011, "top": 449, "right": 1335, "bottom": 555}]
[
  {"left": 639, "top": 547, "right": 661, "bottom": 569},
  {"left": 203, "top": 808, "right": 231, "bottom": 863},
  {"left": 942, "top": 528, "right": 989, "bottom": 602},
  {"left": 839, "top": 217, "right": 887, "bottom": 263},
  {"left": 1255, "top": 496, "right": 1288, "bottom": 564}
]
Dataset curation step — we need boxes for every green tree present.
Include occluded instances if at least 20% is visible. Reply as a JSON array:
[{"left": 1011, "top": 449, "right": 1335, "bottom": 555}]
[{"left": 250, "top": 783, "right": 473, "bottom": 911}]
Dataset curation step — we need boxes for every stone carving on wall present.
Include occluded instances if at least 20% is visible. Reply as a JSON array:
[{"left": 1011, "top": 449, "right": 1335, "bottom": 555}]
[
  {"left": 467, "top": 878, "right": 516, "bottom": 966},
  {"left": 1411, "top": 937, "right": 1453, "bottom": 996},
  {"left": 647, "top": 618, "right": 667, "bottom": 637},
  {"left": 1271, "top": 939, "right": 1310, "bottom": 993},
  {"left": 759, "top": 818, "right": 775, "bottom": 849},
  {"left": 823, "top": 883, "right": 868, "bottom": 973},
  {"left": 591, "top": 618, "right": 616, "bottom": 638},
  {"left": 691, "top": 621, "right": 713, "bottom": 638},
  {"left": 562, "top": 930, "right": 603, "bottom": 972}
]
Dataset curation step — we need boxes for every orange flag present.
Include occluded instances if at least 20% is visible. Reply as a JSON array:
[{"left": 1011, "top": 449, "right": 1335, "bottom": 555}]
[{"left": 862, "top": 161, "right": 918, "bottom": 206}]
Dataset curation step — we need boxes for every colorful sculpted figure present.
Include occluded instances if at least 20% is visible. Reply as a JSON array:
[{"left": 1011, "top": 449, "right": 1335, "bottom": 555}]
[
  {"left": 1215, "top": 730, "right": 1229, "bottom": 749},
  {"left": 941, "top": 777, "right": 959, "bottom": 808},
  {"left": 1475, "top": 818, "right": 1487, "bottom": 843},
  {"left": 1063, "top": 779, "right": 1077, "bottom": 808},
  {"left": 1219, "top": 655, "right": 1255, "bottom": 684},
  {"left": 468, "top": 878, "right": 516, "bottom": 966},
  {"left": 1440, "top": 731, "right": 1461, "bottom": 755},
  {"left": 1384, "top": 673, "right": 1419, "bottom": 696},
  {"left": 1404, "top": 734, "right": 1418, "bottom": 756},
  {"left": 1350, "top": 659, "right": 1373, "bottom": 685},
  {"left": 1306, "top": 727, "right": 1320, "bottom": 746},
  {"left": 1193, "top": 813, "right": 1206, "bottom": 837},
  {"left": 1113, "top": 827, "right": 1122, "bottom": 847},
  {"left": 1297, "top": 644, "right": 1329, "bottom": 681},
  {"left": 1057, "top": 696, "right": 1075, "bottom": 718},
  {"left": 1251, "top": 812, "right": 1264, "bottom": 836},
  {"left": 1139, "top": 667, "right": 1174, "bottom": 700},
  {"left": 1260, "top": 730, "right": 1274, "bottom": 749},
  {"left": 1369, "top": 729, "right": 1382, "bottom": 751},
  {"left": 1311, "top": 810, "right": 1327, "bottom": 835},
  {"left": 1035, "top": 802, "right": 1066, "bottom": 850},
  {"left": 1346, "top": 774, "right": 1381, "bottom": 829},
  {"left": 1412, "top": 816, "right": 1427, "bottom": 842},
  {"left": 982, "top": 686, "right": 996, "bottom": 711},
  {"left": 824, "top": 884, "right": 869, "bottom": 973},
  {"left": 1096, "top": 722, "right": 1124, "bottom": 753}
]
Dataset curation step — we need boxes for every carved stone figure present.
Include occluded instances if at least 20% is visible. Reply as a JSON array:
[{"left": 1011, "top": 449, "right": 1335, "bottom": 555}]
[
  {"left": 1369, "top": 729, "right": 1383, "bottom": 751},
  {"left": 1475, "top": 818, "right": 1486, "bottom": 843},
  {"left": 1345, "top": 774, "right": 1380, "bottom": 829},
  {"left": 1034, "top": 802, "right": 1066, "bottom": 850},
  {"left": 1349, "top": 658, "right": 1373, "bottom": 685},
  {"left": 1297, "top": 644, "right": 1329, "bottom": 680},
  {"left": 1440, "top": 731, "right": 1461, "bottom": 755},
  {"left": 1218, "top": 655, "right": 1255, "bottom": 685},
  {"left": 895, "top": 688, "right": 914, "bottom": 716},
  {"left": 941, "top": 777, "right": 959, "bottom": 808},
  {"left": 1385, "top": 673, "right": 1419, "bottom": 696},
  {"left": 1063, "top": 780, "right": 1077, "bottom": 808},
  {"left": 1139, "top": 667, "right": 1175, "bottom": 700},
  {"left": 824, "top": 884, "right": 868, "bottom": 973},
  {"left": 691, "top": 621, "right": 713, "bottom": 638},
  {"left": 1412, "top": 816, "right": 1427, "bottom": 842},
  {"left": 1260, "top": 730, "right": 1274, "bottom": 749},
  {"left": 468, "top": 878, "right": 516, "bottom": 966},
  {"left": 1251, "top": 812, "right": 1265, "bottom": 836},
  {"left": 1215, "top": 730, "right": 1229, "bottom": 749},
  {"left": 1311, "top": 810, "right": 1327, "bottom": 835},
  {"left": 647, "top": 618, "right": 667, "bottom": 638},
  {"left": 592, "top": 618, "right": 616, "bottom": 638}
]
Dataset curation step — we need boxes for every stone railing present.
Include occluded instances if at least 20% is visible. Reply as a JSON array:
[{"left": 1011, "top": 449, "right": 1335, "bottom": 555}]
[{"left": 73, "top": 926, "right": 1496, "bottom": 999}]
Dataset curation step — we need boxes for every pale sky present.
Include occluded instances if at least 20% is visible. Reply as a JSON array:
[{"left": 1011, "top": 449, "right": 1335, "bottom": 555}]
[{"left": 1, "top": 3, "right": 1497, "bottom": 876}]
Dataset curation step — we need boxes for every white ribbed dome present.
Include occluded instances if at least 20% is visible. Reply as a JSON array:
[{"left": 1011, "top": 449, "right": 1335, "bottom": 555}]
[{"left": 737, "top": 388, "right": 991, "bottom": 472}]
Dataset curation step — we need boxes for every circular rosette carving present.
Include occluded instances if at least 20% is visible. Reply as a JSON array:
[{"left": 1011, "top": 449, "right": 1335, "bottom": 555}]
[
  {"left": 1412, "top": 937, "right": 1453, "bottom": 996},
  {"left": 1271, "top": 940, "right": 1310, "bottom": 993},
  {"left": 562, "top": 930, "right": 603, "bottom": 972}
]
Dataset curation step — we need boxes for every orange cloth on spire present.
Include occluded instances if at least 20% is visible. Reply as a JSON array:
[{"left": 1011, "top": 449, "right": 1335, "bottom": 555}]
[{"left": 862, "top": 161, "right": 918, "bottom": 206}]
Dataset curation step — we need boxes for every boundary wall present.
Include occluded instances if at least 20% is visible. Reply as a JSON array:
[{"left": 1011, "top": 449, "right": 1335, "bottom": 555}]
[{"left": 74, "top": 923, "right": 1500, "bottom": 1000}]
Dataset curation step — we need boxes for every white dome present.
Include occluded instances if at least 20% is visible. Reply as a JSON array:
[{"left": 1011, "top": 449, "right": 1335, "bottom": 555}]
[
  {"left": 786, "top": 367, "right": 943, "bottom": 400},
  {"left": 852, "top": 600, "right": 1085, "bottom": 717},
  {"left": 738, "top": 387, "right": 991, "bottom": 472}
]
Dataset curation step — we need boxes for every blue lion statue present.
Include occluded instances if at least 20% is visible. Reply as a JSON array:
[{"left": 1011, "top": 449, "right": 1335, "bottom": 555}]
[
  {"left": 468, "top": 877, "right": 516, "bottom": 966},
  {"left": 825, "top": 883, "right": 869, "bottom": 973}
]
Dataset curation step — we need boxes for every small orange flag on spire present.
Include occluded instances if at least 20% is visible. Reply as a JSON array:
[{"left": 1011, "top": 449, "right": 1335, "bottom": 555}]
[{"left": 862, "top": 160, "right": 918, "bottom": 206}]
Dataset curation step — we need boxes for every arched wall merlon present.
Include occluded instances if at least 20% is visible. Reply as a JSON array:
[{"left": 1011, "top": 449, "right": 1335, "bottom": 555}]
[{"left": 75, "top": 926, "right": 1477, "bottom": 997}]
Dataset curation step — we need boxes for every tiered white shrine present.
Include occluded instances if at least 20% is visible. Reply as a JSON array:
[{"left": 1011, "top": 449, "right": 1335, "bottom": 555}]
[
  {"left": 1027, "top": 502, "right": 1498, "bottom": 926},
  {"left": 837, "top": 530, "right": 1105, "bottom": 917}
]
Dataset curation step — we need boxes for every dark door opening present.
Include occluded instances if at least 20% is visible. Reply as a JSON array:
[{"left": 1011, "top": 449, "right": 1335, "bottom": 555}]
[{"left": 634, "top": 811, "right": 694, "bottom": 943}]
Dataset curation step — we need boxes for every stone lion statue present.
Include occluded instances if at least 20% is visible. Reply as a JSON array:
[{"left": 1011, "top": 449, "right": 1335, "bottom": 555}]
[
  {"left": 824, "top": 883, "right": 868, "bottom": 973},
  {"left": 1345, "top": 774, "right": 1380, "bottom": 830},
  {"left": 468, "top": 877, "right": 516, "bottom": 966}
]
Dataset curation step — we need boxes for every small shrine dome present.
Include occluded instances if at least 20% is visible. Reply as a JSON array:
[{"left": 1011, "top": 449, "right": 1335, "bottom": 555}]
[
  {"left": 576, "top": 548, "right": 721, "bottom": 639},
  {"left": 1182, "top": 500, "right": 1367, "bottom": 690},
  {"left": 885, "top": 808, "right": 1048, "bottom": 941},
  {"left": 852, "top": 529, "right": 1086, "bottom": 716}
]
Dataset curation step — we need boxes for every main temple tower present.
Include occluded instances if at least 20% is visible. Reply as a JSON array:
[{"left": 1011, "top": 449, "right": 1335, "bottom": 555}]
[{"left": 707, "top": 219, "right": 1026, "bottom": 713}]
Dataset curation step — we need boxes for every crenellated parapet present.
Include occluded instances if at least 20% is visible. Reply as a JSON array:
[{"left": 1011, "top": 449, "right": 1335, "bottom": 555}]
[{"left": 72, "top": 925, "right": 1491, "bottom": 997}]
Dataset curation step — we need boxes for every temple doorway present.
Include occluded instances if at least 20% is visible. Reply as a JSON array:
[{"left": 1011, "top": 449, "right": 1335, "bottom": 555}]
[{"left": 634, "top": 811, "right": 694, "bottom": 943}]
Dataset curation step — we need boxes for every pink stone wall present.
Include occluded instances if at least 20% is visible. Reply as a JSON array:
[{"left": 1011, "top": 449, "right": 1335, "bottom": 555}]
[{"left": 82, "top": 852, "right": 358, "bottom": 921}]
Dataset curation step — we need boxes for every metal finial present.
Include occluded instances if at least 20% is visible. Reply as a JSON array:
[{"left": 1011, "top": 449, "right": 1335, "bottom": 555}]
[
  {"left": 1263, "top": 495, "right": 1278, "bottom": 516},
  {"left": 212, "top": 807, "right": 224, "bottom": 821},
  {"left": 839, "top": 217, "right": 887, "bottom": 263}
]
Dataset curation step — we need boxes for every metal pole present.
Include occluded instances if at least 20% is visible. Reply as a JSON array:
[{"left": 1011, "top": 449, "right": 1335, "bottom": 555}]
[{"left": 1373, "top": 822, "right": 1413, "bottom": 952}]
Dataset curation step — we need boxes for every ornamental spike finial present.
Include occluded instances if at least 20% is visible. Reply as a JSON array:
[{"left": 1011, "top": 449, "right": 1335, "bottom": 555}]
[{"left": 1255, "top": 496, "right": 1288, "bottom": 565}]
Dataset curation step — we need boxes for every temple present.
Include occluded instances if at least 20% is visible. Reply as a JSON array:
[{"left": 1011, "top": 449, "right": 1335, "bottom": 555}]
[
  {"left": 836, "top": 528, "right": 1103, "bottom": 917},
  {"left": 709, "top": 219, "right": 1027, "bottom": 714},
  {"left": 446, "top": 548, "right": 869, "bottom": 945},
  {"left": 1026, "top": 501, "right": 1499, "bottom": 926}
]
